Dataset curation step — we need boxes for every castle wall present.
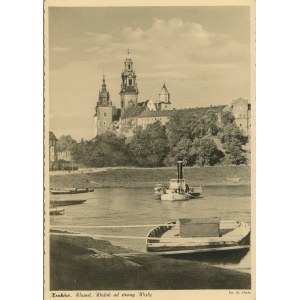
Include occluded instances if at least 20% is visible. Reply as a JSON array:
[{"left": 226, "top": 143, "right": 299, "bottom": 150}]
[
  {"left": 121, "top": 93, "right": 138, "bottom": 112},
  {"left": 137, "top": 115, "right": 170, "bottom": 129},
  {"left": 96, "top": 106, "right": 113, "bottom": 135}
]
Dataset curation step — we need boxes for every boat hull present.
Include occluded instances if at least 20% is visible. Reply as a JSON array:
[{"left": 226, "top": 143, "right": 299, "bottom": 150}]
[
  {"left": 50, "top": 188, "right": 94, "bottom": 195},
  {"left": 146, "top": 220, "right": 251, "bottom": 255},
  {"left": 50, "top": 208, "right": 65, "bottom": 215},
  {"left": 160, "top": 192, "right": 190, "bottom": 201},
  {"left": 50, "top": 200, "right": 86, "bottom": 207},
  {"left": 50, "top": 193, "right": 89, "bottom": 207}
]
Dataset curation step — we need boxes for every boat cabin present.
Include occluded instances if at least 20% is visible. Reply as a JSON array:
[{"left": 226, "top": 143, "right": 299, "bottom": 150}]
[
  {"left": 169, "top": 179, "right": 186, "bottom": 190},
  {"left": 179, "top": 217, "right": 221, "bottom": 238}
]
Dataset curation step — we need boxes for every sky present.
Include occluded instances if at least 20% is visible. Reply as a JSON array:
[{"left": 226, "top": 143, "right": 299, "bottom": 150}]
[{"left": 48, "top": 6, "right": 251, "bottom": 141}]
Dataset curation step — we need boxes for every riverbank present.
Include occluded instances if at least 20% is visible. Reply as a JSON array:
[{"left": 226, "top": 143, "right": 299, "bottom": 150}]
[
  {"left": 50, "top": 234, "right": 251, "bottom": 290},
  {"left": 50, "top": 165, "right": 250, "bottom": 188}
]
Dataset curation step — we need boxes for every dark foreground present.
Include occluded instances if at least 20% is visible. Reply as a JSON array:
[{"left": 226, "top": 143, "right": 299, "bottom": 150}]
[{"left": 50, "top": 235, "right": 251, "bottom": 290}]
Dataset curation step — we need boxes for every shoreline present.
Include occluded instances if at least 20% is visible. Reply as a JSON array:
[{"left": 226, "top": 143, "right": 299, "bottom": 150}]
[{"left": 50, "top": 165, "right": 251, "bottom": 189}]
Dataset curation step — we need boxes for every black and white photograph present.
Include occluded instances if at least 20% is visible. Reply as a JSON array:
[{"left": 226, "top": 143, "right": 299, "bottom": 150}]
[{"left": 44, "top": 1, "right": 255, "bottom": 299}]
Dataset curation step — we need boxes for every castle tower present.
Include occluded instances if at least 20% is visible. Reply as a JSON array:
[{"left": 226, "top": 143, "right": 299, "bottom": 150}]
[
  {"left": 231, "top": 98, "right": 251, "bottom": 136},
  {"left": 119, "top": 50, "right": 139, "bottom": 113},
  {"left": 94, "top": 75, "right": 114, "bottom": 136},
  {"left": 157, "top": 83, "right": 172, "bottom": 110}
]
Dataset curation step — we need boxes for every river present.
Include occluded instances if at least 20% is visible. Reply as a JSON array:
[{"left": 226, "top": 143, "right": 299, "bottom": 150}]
[{"left": 50, "top": 184, "right": 251, "bottom": 273}]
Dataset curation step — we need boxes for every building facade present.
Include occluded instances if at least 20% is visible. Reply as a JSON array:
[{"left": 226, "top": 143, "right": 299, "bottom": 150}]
[{"left": 231, "top": 98, "right": 251, "bottom": 136}]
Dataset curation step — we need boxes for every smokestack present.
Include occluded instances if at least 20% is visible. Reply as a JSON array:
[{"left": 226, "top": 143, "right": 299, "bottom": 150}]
[{"left": 177, "top": 161, "right": 183, "bottom": 180}]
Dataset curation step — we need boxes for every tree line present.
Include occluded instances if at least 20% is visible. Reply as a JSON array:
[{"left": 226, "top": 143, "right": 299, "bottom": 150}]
[{"left": 58, "top": 110, "right": 248, "bottom": 168}]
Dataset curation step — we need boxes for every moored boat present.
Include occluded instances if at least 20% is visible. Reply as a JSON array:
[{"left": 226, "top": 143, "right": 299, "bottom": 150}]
[
  {"left": 50, "top": 208, "right": 65, "bottom": 215},
  {"left": 226, "top": 177, "right": 240, "bottom": 183},
  {"left": 50, "top": 187, "right": 94, "bottom": 195},
  {"left": 146, "top": 217, "right": 250, "bottom": 255},
  {"left": 50, "top": 193, "right": 90, "bottom": 207}
]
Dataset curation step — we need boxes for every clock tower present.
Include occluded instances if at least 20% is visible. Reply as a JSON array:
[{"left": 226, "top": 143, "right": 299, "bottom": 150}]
[{"left": 119, "top": 50, "right": 139, "bottom": 113}]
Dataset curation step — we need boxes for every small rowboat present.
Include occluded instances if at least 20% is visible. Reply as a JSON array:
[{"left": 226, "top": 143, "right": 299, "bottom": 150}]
[
  {"left": 50, "top": 190, "right": 94, "bottom": 207},
  {"left": 50, "top": 208, "right": 65, "bottom": 215},
  {"left": 146, "top": 217, "right": 250, "bottom": 255},
  {"left": 226, "top": 177, "right": 240, "bottom": 183},
  {"left": 50, "top": 187, "right": 94, "bottom": 195}
]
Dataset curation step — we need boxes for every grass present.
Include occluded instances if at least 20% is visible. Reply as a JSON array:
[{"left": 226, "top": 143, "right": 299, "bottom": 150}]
[{"left": 50, "top": 235, "right": 251, "bottom": 290}]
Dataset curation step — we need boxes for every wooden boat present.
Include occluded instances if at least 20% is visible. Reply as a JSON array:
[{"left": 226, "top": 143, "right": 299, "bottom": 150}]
[
  {"left": 50, "top": 208, "right": 65, "bottom": 215},
  {"left": 146, "top": 217, "right": 250, "bottom": 255},
  {"left": 226, "top": 177, "right": 240, "bottom": 183},
  {"left": 50, "top": 193, "right": 89, "bottom": 207},
  {"left": 50, "top": 187, "right": 94, "bottom": 195},
  {"left": 154, "top": 161, "right": 202, "bottom": 200}
]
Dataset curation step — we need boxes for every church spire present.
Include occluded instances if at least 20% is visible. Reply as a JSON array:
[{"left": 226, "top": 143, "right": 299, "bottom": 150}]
[
  {"left": 120, "top": 51, "right": 139, "bottom": 112},
  {"left": 101, "top": 74, "right": 107, "bottom": 92},
  {"left": 98, "top": 74, "right": 110, "bottom": 105}
]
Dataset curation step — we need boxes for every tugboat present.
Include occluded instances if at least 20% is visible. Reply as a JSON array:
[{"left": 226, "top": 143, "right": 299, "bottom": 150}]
[{"left": 154, "top": 161, "right": 202, "bottom": 200}]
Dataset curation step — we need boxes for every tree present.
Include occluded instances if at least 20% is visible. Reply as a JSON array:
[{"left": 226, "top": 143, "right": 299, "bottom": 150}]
[
  {"left": 56, "top": 135, "right": 77, "bottom": 152},
  {"left": 221, "top": 110, "right": 235, "bottom": 126},
  {"left": 226, "top": 138, "right": 247, "bottom": 165},
  {"left": 71, "top": 132, "right": 130, "bottom": 167},
  {"left": 171, "top": 137, "right": 194, "bottom": 166},
  {"left": 204, "top": 110, "right": 219, "bottom": 136},
  {"left": 222, "top": 123, "right": 248, "bottom": 147},
  {"left": 166, "top": 109, "right": 218, "bottom": 147},
  {"left": 129, "top": 121, "right": 169, "bottom": 167},
  {"left": 191, "top": 137, "right": 224, "bottom": 166},
  {"left": 221, "top": 123, "right": 247, "bottom": 165}
]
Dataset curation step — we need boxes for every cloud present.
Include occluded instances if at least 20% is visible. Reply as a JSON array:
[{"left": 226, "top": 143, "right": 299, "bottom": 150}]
[
  {"left": 122, "top": 27, "right": 144, "bottom": 40},
  {"left": 85, "top": 32, "right": 113, "bottom": 43}
]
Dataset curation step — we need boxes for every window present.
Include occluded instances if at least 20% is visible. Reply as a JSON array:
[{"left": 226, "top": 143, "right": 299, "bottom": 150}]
[
  {"left": 128, "top": 64, "right": 131, "bottom": 70},
  {"left": 129, "top": 79, "right": 132, "bottom": 86},
  {"left": 165, "top": 105, "right": 167, "bottom": 109},
  {"left": 103, "top": 121, "right": 106, "bottom": 125},
  {"left": 104, "top": 112, "right": 106, "bottom": 117}
]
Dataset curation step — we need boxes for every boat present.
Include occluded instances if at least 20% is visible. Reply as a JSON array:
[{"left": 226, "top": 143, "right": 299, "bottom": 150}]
[
  {"left": 50, "top": 208, "right": 65, "bottom": 215},
  {"left": 154, "top": 161, "right": 203, "bottom": 200},
  {"left": 160, "top": 190, "right": 190, "bottom": 201},
  {"left": 50, "top": 187, "right": 94, "bottom": 195},
  {"left": 146, "top": 217, "right": 250, "bottom": 255},
  {"left": 226, "top": 177, "right": 240, "bottom": 183},
  {"left": 50, "top": 193, "right": 90, "bottom": 207}
]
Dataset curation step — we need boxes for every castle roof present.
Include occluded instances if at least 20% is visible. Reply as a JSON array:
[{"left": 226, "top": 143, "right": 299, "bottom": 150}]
[
  {"left": 121, "top": 106, "right": 146, "bottom": 119},
  {"left": 138, "top": 99, "right": 150, "bottom": 106},
  {"left": 139, "top": 105, "right": 227, "bottom": 118},
  {"left": 159, "top": 83, "right": 170, "bottom": 95},
  {"left": 139, "top": 110, "right": 175, "bottom": 118}
]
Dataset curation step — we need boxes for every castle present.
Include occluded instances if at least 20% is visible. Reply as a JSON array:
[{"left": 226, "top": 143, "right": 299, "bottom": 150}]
[{"left": 94, "top": 51, "right": 251, "bottom": 138}]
